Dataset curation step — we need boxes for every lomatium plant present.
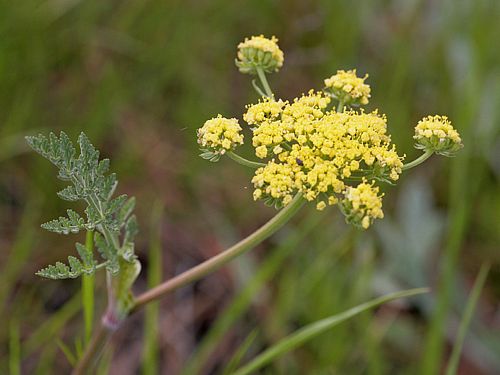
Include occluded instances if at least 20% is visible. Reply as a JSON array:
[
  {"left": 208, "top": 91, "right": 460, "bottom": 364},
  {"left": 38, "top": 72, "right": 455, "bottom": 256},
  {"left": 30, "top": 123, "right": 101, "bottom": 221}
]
[{"left": 29, "top": 35, "right": 462, "bottom": 374}]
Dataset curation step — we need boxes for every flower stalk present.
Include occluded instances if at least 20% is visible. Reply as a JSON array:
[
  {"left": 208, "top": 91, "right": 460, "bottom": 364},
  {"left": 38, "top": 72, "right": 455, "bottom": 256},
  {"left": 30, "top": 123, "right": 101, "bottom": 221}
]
[
  {"left": 227, "top": 151, "right": 266, "bottom": 168},
  {"left": 132, "top": 192, "right": 304, "bottom": 310},
  {"left": 256, "top": 67, "right": 274, "bottom": 98},
  {"left": 402, "top": 150, "right": 434, "bottom": 171}
]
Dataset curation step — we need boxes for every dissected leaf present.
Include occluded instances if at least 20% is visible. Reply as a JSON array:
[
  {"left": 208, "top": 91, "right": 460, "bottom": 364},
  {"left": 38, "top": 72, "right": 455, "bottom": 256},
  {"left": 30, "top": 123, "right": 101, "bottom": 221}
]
[{"left": 27, "top": 131, "right": 140, "bottom": 281}]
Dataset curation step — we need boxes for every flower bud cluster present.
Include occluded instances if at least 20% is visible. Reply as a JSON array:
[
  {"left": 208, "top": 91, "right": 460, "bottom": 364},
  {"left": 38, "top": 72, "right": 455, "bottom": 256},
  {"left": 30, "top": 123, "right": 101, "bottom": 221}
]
[
  {"left": 413, "top": 115, "right": 463, "bottom": 156},
  {"left": 235, "top": 35, "right": 284, "bottom": 74}
]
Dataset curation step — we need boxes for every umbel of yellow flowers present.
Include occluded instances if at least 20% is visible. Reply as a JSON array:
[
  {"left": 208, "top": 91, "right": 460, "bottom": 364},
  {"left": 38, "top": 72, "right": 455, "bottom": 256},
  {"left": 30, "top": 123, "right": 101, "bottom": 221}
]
[
  {"left": 197, "top": 115, "right": 243, "bottom": 156},
  {"left": 197, "top": 35, "right": 463, "bottom": 229}
]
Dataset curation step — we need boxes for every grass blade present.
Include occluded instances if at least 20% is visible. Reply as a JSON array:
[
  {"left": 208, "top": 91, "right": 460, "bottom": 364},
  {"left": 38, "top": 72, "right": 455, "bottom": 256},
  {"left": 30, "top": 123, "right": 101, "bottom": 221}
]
[
  {"left": 56, "top": 338, "right": 77, "bottom": 366},
  {"left": 25, "top": 292, "right": 81, "bottom": 355},
  {"left": 231, "top": 288, "right": 429, "bottom": 375},
  {"left": 222, "top": 330, "right": 259, "bottom": 375},
  {"left": 9, "top": 319, "right": 20, "bottom": 375},
  {"left": 445, "top": 263, "right": 490, "bottom": 375}
]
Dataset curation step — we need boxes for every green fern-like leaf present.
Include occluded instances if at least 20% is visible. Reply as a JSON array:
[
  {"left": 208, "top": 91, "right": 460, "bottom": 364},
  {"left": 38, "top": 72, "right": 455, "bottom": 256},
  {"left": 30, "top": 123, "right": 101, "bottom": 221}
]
[
  {"left": 57, "top": 186, "right": 81, "bottom": 202},
  {"left": 107, "top": 194, "right": 128, "bottom": 216},
  {"left": 118, "top": 197, "right": 136, "bottom": 224},
  {"left": 94, "top": 232, "right": 119, "bottom": 275},
  {"left": 36, "top": 260, "right": 82, "bottom": 280},
  {"left": 27, "top": 131, "right": 140, "bottom": 281},
  {"left": 41, "top": 209, "right": 88, "bottom": 234}
]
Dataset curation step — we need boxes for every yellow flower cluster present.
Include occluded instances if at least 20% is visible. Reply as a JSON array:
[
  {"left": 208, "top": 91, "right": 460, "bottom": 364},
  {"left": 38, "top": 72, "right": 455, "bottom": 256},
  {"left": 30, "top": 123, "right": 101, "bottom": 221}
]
[
  {"left": 341, "top": 181, "right": 384, "bottom": 229},
  {"left": 198, "top": 35, "right": 464, "bottom": 230},
  {"left": 414, "top": 115, "right": 463, "bottom": 156},
  {"left": 324, "top": 69, "right": 371, "bottom": 106},
  {"left": 245, "top": 91, "right": 404, "bottom": 216},
  {"left": 197, "top": 115, "right": 243, "bottom": 154},
  {"left": 236, "top": 35, "right": 284, "bottom": 74}
]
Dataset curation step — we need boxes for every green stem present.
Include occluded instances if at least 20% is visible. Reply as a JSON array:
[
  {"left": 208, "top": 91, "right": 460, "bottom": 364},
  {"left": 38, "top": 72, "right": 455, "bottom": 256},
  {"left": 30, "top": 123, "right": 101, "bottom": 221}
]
[
  {"left": 82, "top": 231, "right": 95, "bottom": 346},
  {"left": 227, "top": 151, "right": 266, "bottom": 169},
  {"left": 402, "top": 150, "right": 434, "bottom": 171},
  {"left": 256, "top": 67, "right": 273, "bottom": 98},
  {"left": 251, "top": 79, "right": 267, "bottom": 97},
  {"left": 132, "top": 193, "right": 304, "bottom": 310},
  {"left": 336, "top": 99, "right": 345, "bottom": 112}
]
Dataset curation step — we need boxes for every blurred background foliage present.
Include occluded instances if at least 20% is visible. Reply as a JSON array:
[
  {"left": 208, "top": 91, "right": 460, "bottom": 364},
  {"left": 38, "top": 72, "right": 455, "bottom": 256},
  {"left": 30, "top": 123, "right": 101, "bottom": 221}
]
[{"left": 0, "top": 0, "right": 499, "bottom": 373}]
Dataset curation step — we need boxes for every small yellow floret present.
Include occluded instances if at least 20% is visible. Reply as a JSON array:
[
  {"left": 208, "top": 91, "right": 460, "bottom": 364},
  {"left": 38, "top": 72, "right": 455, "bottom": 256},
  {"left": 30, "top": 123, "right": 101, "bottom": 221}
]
[
  {"left": 324, "top": 69, "right": 371, "bottom": 105},
  {"left": 316, "top": 201, "right": 327, "bottom": 211}
]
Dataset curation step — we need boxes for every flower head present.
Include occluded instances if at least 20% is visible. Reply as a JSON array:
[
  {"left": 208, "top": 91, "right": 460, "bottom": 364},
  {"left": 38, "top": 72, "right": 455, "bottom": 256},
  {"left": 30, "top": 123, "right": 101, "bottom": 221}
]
[
  {"left": 324, "top": 69, "right": 371, "bottom": 106},
  {"left": 197, "top": 115, "right": 243, "bottom": 160},
  {"left": 340, "top": 181, "right": 384, "bottom": 229},
  {"left": 236, "top": 35, "right": 284, "bottom": 74},
  {"left": 243, "top": 90, "right": 404, "bottom": 225},
  {"left": 413, "top": 115, "right": 463, "bottom": 156}
]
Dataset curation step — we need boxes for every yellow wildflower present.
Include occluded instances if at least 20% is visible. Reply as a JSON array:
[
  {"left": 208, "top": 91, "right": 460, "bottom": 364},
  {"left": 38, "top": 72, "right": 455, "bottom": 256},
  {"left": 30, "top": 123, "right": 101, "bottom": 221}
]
[
  {"left": 197, "top": 115, "right": 243, "bottom": 155},
  {"left": 414, "top": 115, "right": 463, "bottom": 156},
  {"left": 236, "top": 35, "right": 284, "bottom": 74},
  {"left": 324, "top": 69, "right": 371, "bottom": 106}
]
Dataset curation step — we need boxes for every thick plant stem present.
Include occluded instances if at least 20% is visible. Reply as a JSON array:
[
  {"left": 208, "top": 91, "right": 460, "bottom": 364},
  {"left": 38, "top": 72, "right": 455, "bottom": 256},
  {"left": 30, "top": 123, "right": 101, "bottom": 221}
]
[
  {"left": 227, "top": 151, "right": 266, "bottom": 169},
  {"left": 132, "top": 193, "right": 304, "bottom": 310},
  {"left": 402, "top": 150, "right": 433, "bottom": 171},
  {"left": 256, "top": 67, "right": 273, "bottom": 98}
]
